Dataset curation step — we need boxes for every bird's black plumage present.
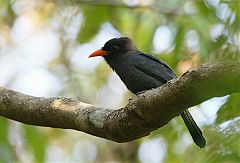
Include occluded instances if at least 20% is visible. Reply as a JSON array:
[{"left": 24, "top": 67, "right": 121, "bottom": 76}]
[{"left": 96, "top": 37, "right": 206, "bottom": 148}]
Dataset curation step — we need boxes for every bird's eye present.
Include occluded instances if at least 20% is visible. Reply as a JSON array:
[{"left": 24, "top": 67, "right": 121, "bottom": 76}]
[{"left": 111, "top": 45, "right": 120, "bottom": 51}]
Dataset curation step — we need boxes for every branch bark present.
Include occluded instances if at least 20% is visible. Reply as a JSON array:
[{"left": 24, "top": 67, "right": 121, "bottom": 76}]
[{"left": 0, "top": 62, "right": 239, "bottom": 142}]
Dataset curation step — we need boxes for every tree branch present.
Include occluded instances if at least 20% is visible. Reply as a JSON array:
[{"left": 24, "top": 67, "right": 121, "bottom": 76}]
[
  {"left": 0, "top": 62, "right": 239, "bottom": 142},
  {"left": 58, "top": 0, "right": 181, "bottom": 16},
  {"left": 64, "top": 0, "right": 151, "bottom": 8}
]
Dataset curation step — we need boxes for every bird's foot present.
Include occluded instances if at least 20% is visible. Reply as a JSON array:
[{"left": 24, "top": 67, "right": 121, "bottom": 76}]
[{"left": 137, "top": 90, "right": 147, "bottom": 95}]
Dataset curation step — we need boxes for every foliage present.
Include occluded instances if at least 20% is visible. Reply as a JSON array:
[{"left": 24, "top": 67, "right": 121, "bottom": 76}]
[
  {"left": 216, "top": 93, "right": 240, "bottom": 124},
  {"left": 0, "top": 0, "right": 239, "bottom": 162}
]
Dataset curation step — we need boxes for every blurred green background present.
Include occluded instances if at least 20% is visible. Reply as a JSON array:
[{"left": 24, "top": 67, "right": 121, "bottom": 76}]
[{"left": 0, "top": 0, "right": 240, "bottom": 162}]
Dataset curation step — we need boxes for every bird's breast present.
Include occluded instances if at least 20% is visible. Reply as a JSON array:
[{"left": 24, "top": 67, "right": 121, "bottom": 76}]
[
  {"left": 104, "top": 54, "right": 163, "bottom": 94},
  {"left": 115, "top": 64, "right": 162, "bottom": 94}
]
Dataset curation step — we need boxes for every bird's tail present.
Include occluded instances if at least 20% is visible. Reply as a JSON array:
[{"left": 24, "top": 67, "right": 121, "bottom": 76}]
[{"left": 180, "top": 110, "right": 206, "bottom": 148}]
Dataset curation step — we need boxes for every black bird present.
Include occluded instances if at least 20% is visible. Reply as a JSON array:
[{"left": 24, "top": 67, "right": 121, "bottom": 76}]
[{"left": 89, "top": 37, "right": 206, "bottom": 148}]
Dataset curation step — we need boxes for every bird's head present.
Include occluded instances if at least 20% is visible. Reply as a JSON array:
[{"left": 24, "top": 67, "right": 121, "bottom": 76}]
[{"left": 88, "top": 37, "right": 137, "bottom": 58}]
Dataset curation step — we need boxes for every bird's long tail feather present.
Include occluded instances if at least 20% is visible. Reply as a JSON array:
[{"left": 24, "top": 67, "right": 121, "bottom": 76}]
[{"left": 181, "top": 110, "right": 206, "bottom": 148}]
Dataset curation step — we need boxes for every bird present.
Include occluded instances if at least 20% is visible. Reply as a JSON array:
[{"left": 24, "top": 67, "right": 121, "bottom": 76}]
[{"left": 89, "top": 37, "right": 206, "bottom": 148}]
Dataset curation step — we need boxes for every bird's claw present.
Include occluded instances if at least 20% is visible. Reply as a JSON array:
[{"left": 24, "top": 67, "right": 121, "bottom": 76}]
[{"left": 137, "top": 90, "right": 147, "bottom": 95}]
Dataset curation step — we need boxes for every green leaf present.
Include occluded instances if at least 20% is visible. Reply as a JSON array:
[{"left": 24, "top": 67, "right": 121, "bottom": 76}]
[
  {"left": 216, "top": 93, "right": 240, "bottom": 124},
  {"left": 0, "top": 118, "right": 13, "bottom": 163},
  {"left": 0, "top": 0, "right": 16, "bottom": 26},
  {"left": 134, "top": 12, "right": 158, "bottom": 52},
  {"left": 109, "top": 8, "right": 137, "bottom": 37},
  {"left": 0, "top": 118, "right": 8, "bottom": 142},
  {"left": 24, "top": 126, "right": 48, "bottom": 163},
  {"left": 77, "top": 6, "right": 108, "bottom": 43},
  {"left": 170, "top": 17, "right": 187, "bottom": 67}
]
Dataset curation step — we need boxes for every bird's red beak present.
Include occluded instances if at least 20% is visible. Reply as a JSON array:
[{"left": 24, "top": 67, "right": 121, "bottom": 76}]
[{"left": 88, "top": 49, "right": 108, "bottom": 58}]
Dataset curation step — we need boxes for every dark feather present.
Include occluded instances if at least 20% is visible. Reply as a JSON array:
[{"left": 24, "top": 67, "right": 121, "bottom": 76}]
[{"left": 132, "top": 53, "right": 176, "bottom": 82}]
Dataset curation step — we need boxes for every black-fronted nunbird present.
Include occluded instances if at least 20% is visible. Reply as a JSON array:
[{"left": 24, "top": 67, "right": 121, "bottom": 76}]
[{"left": 89, "top": 37, "right": 206, "bottom": 148}]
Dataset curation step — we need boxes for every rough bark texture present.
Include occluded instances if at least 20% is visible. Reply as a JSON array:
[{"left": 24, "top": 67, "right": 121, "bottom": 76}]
[{"left": 0, "top": 62, "right": 239, "bottom": 142}]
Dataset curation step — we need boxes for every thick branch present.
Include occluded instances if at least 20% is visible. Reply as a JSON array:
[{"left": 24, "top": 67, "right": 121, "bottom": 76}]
[
  {"left": 0, "top": 62, "right": 239, "bottom": 142},
  {"left": 58, "top": 0, "right": 181, "bottom": 16},
  {"left": 64, "top": 0, "right": 151, "bottom": 8}
]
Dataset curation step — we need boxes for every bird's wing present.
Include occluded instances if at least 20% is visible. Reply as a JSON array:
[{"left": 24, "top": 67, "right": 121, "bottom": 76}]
[{"left": 131, "top": 53, "right": 176, "bottom": 82}]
